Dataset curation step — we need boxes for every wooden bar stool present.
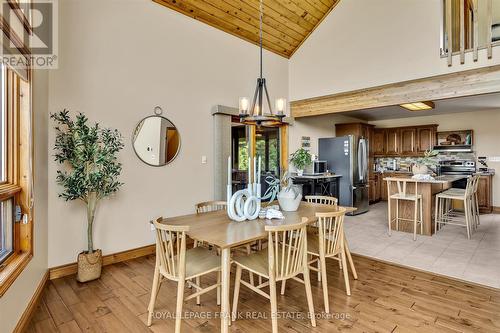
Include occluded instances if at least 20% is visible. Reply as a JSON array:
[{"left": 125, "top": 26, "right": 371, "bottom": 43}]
[
  {"left": 147, "top": 218, "right": 221, "bottom": 332},
  {"left": 231, "top": 219, "right": 316, "bottom": 333},
  {"left": 435, "top": 175, "right": 478, "bottom": 239},
  {"left": 387, "top": 179, "right": 423, "bottom": 241},
  {"left": 441, "top": 174, "right": 481, "bottom": 230}
]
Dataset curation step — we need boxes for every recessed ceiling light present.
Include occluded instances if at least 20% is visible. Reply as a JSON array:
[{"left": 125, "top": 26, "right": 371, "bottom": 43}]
[{"left": 399, "top": 101, "right": 435, "bottom": 111}]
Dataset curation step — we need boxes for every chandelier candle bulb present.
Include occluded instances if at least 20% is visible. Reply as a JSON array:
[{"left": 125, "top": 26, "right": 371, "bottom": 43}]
[
  {"left": 276, "top": 98, "right": 286, "bottom": 115},
  {"left": 239, "top": 97, "right": 249, "bottom": 114}
]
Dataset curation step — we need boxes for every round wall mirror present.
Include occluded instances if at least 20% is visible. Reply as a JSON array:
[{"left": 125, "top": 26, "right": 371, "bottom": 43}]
[{"left": 133, "top": 113, "right": 181, "bottom": 166}]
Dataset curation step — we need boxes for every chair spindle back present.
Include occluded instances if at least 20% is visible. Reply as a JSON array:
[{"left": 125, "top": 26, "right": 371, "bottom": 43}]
[
  {"left": 316, "top": 208, "right": 347, "bottom": 257},
  {"left": 152, "top": 217, "right": 189, "bottom": 280},
  {"left": 195, "top": 201, "right": 227, "bottom": 214},
  {"left": 265, "top": 219, "right": 309, "bottom": 281},
  {"left": 305, "top": 195, "right": 338, "bottom": 206}
]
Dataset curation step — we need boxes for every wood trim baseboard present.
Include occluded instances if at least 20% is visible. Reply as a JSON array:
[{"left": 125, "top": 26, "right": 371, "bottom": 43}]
[
  {"left": 492, "top": 206, "right": 500, "bottom": 214},
  {"left": 13, "top": 270, "right": 49, "bottom": 333},
  {"left": 49, "top": 244, "right": 156, "bottom": 280}
]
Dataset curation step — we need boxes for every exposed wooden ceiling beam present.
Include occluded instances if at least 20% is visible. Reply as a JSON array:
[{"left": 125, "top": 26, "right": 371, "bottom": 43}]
[{"left": 291, "top": 65, "right": 500, "bottom": 117}]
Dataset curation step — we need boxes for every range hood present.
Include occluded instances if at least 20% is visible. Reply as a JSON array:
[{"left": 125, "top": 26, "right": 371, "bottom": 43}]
[{"left": 433, "top": 144, "right": 473, "bottom": 153}]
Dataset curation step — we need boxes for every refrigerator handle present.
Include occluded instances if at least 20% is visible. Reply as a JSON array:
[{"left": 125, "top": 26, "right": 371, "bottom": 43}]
[
  {"left": 358, "top": 140, "right": 363, "bottom": 182},
  {"left": 362, "top": 139, "right": 368, "bottom": 181}
]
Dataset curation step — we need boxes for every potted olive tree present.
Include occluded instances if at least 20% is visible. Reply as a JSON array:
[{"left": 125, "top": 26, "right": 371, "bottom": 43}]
[
  {"left": 52, "top": 110, "right": 124, "bottom": 282},
  {"left": 290, "top": 148, "right": 312, "bottom": 176}
]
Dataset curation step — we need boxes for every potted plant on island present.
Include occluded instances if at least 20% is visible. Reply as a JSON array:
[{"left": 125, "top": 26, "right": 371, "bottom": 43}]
[
  {"left": 290, "top": 148, "right": 312, "bottom": 176},
  {"left": 52, "top": 110, "right": 124, "bottom": 282},
  {"left": 413, "top": 150, "right": 439, "bottom": 175}
]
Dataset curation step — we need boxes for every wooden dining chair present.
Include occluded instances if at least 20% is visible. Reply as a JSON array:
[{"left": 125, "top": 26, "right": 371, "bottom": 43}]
[
  {"left": 195, "top": 200, "right": 254, "bottom": 285},
  {"left": 305, "top": 195, "right": 338, "bottom": 281},
  {"left": 305, "top": 195, "right": 338, "bottom": 206},
  {"left": 147, "top": 218, "right": 221, "bottom": 332},
  {"left": 195, "top": 200, "right": 227, "bottom": 213},
  {"left": 231, "top": 219, "right": 316, "bottom": 333},
  {"left": 307, "top": 208, "right": 349, "bottom": 313},
  {"left": 194, "top": 201, "right": 227, "bottom": 248}
]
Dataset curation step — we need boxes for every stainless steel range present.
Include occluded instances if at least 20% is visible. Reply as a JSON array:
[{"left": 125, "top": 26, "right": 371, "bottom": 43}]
[
  {"left": 438, "top": 159, "right": 476, "bottom": 189},
  {"left": 438, "top": 160, "right": 476, "bottom": 176}
]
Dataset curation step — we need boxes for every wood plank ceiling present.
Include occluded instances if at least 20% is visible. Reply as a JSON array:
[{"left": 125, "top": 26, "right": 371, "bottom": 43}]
[{"left": 153, "top": 0, "right": 340, "bottom": 58}]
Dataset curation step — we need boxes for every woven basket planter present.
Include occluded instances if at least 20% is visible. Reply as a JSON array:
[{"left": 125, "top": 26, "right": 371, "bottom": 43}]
[{"left": 76, "top": 249, "right": 102, "bottom": 282}]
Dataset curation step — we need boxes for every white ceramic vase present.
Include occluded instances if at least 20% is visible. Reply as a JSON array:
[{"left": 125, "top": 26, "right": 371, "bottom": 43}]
[{"left": 277, "top": 187, "right": 302, "bottom": 212}]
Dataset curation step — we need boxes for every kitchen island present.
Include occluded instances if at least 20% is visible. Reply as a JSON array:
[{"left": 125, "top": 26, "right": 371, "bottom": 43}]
[{"left": 383, "top": 175, "right": 467, "bottom": 236}]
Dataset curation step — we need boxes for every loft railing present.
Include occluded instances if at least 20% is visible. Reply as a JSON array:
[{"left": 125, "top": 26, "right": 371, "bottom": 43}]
[{"left": 442, "top": 0, "right": 498, "bottom": 66}]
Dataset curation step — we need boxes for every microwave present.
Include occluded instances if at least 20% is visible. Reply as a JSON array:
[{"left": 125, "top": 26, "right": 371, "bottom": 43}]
[{"left": 313, "top": 160, "right": 327, "bottom": 174}]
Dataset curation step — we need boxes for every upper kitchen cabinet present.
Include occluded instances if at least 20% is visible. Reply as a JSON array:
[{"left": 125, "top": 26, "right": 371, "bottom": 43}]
[
  {"left": 372, "top": 129, "right": 386, "bottom": 156},
  {"left": 400, "top": 128, "right": 416, "bottom": 155},
  {"left": 386, "top": 128, "right": 400, "bottom": 155},
  {"left": 416, "top": 125, "right": 438, "bottom": 153},
  {"left": 373, "top": 125, "right": 437, "bottom": 157},
  {"left": 335, "top": 123, "right": 373, "bottom": 139}
]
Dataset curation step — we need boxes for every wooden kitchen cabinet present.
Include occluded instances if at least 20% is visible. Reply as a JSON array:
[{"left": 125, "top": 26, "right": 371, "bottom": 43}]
[
  {"left": 373, "top": 125, "right": 437, "bottom": 157},
  {"left": 477, "top": 175, "right": 493, "bottom": 213},
  {"left": 372, "top": 129, "right": 386, "bottom": 156},
  {"left": 386, "top": 129, "right": 400, "bottom": 155},
  {"left": 416, "top": 126, "right": 437, "bottom": 153},
  {"left": 369, "top": 173, "right": 381, "bottom": 204},
  {"left": 335, "top": 123, "right": 373, "bottom": 139},
  {"left": 400, "top": 128, "right": 416, "bottom": 155}
]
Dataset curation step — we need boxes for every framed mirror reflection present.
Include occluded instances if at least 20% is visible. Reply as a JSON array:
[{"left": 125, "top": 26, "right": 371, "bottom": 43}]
[{"left": 133, "top": 115, "right": 181, "bottom": 166}]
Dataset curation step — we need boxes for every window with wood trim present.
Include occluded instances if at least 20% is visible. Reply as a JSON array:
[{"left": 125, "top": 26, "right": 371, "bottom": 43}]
[{"left": 0, "top": 63, "right": 33, "bottom": 297}]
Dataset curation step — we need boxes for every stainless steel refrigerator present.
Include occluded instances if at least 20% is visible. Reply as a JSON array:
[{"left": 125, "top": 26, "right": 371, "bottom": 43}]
[{"left": 319, "top": 135, "right": 369, "bottom": 215}]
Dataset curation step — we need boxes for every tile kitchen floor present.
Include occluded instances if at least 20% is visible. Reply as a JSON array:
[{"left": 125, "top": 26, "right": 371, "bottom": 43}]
[{"left": 344, "top": 202, "right": 500, "bottom": 288}]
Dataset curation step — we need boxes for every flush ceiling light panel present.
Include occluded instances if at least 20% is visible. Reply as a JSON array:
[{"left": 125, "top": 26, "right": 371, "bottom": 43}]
[{"left": 399, "top": 101, "right": 435, "bottom": 111}]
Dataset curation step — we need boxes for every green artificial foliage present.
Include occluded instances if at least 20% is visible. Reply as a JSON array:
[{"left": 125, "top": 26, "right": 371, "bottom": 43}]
[
  {"left": 415, "top": 150, "right": 439, "bottom": 167},
  {"left": 51, "top": 110, "right": 124, "bottom": 254},
  {"left": 290, "top": 148, "right": 312, "bottom": 170}
]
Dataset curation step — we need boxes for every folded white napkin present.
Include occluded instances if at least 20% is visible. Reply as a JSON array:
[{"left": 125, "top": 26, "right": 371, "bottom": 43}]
[{"left": 265, "top": 208, "right": 284, "bottom": 220}]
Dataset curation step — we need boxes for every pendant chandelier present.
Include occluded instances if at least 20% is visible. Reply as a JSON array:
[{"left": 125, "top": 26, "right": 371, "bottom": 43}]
[{"left": 238, "top": 0, "right": 286, "bottom": 127}]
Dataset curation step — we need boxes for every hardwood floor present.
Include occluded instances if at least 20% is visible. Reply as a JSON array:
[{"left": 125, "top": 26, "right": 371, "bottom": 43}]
[{"left": 26, "top": 253, "right": 500, "bottom": 332}]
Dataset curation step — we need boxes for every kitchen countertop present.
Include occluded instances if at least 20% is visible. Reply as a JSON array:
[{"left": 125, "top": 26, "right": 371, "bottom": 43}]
[
  {"left": 383, "top": 175, "right": 467, "bottom": 184},
  {"left": 291, "top": 173, "right": 342, "bottom": 179}
]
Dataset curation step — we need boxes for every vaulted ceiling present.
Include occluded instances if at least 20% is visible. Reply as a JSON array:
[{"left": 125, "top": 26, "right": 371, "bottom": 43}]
[{"left": 153, "top": 0, "right": 340, "bottom": 58}]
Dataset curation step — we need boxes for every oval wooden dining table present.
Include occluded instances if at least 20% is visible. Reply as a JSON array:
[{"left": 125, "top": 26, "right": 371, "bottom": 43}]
[{"left": 161, "top": 202, "right": 357, "bottom": 333}]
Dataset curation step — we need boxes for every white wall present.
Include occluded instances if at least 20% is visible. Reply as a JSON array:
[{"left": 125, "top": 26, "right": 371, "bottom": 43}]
[
  {"left": 0, "top": 70, "right": 49, "bottom": 332},
  {"left": 47, "top": 0, "right": 288, "bottom": 267},
  {"left": 369, "top": 109, "right": 500, "bottom": 206},
  {"left": 289, "top": 114, "right": 364, "bottom": 155},
  {"left": 289, "top": 0, "right": 500, "bottom": 101}
]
